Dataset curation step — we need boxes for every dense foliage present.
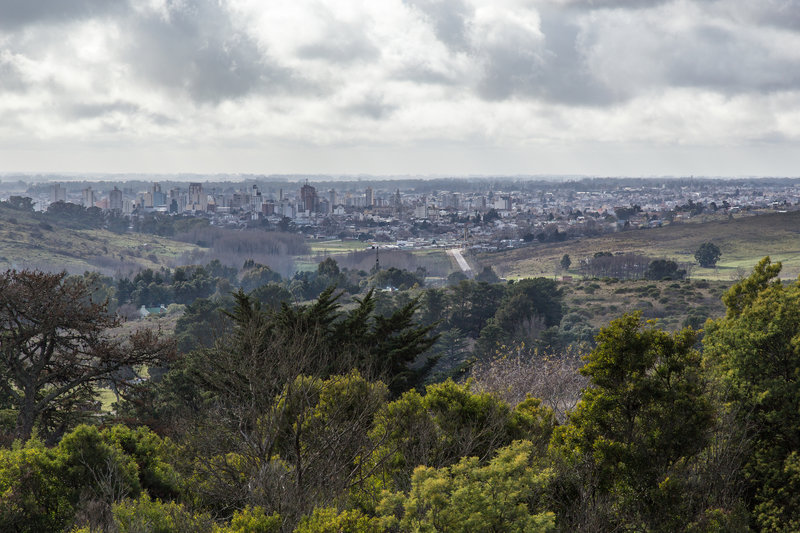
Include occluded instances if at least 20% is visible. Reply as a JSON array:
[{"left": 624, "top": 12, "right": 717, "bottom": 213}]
[{"left": 3, "top": 258, "right": 800, "bottom": 531}]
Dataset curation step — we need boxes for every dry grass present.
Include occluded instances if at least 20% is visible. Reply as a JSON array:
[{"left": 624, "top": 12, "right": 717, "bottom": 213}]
[
  {"left": 0, "top": 206, "right": 200, "bottom": 275},
  {"left": 483, "top": 210, "right": 800, "bottom": 280}
]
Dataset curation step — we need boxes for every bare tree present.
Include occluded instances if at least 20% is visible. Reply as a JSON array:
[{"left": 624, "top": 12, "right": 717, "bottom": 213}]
[{"left": 470, "top": 345, "right": 588, "bottom": 421}]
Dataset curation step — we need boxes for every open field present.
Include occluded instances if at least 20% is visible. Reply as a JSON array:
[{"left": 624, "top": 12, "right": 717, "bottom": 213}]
[
  {"left": 0, "top": 206, "right": 200, "bottom": 275},
  {"left": 481, "top": 210, "right": 800, "bottom": 281},
  {"left": 560, "top": 277, "right": 729, "bottom": 333},
  {"left": 308, "top": 239, "right": 372, "bottom": 254}
]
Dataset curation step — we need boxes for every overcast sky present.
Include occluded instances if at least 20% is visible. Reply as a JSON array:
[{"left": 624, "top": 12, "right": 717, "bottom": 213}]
[{"left": 1, "top": 0, "right": 799, "bottom": 177}]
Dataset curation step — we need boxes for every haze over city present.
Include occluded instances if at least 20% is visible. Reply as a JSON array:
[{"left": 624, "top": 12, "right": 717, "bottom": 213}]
[{"left": 1, "top": 0, "right": 799, "bottom": 176}]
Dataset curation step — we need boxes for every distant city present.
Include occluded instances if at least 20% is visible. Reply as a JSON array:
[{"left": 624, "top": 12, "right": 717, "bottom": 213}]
[{"left": 2, "top": 176, "right": 800, "bottom": 252}]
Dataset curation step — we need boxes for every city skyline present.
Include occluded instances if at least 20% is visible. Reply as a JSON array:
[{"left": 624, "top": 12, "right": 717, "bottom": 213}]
[{"left": 1, "top": 1, "right": 799, "bottom": 177}]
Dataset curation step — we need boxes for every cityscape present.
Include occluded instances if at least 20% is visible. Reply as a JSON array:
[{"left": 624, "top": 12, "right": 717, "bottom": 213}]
[{"left": 5, "top": 175, "right": 800, "bottom": 253}]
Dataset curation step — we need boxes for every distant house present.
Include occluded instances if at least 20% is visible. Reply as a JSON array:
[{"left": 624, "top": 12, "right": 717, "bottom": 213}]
[{"left": 139, "top": 304, "right": 167, "bottom": 318}]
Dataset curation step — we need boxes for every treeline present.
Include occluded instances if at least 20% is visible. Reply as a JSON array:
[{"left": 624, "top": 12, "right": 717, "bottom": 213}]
[{"left": 579, "top": 252, "right": 690, "bottom": 281}]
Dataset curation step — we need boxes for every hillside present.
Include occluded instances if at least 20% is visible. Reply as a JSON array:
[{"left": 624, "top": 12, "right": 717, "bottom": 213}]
[
  {"left": 0, "top": 204, "right": 199, "bottom": 274},
  {"left": 481, "top": 210, "right": 800, "bottom": 280}
]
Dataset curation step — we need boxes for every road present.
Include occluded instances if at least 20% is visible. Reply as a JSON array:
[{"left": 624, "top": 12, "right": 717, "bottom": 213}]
[{"left": 447, "top": 248, "right": 473, "bottom": 278}]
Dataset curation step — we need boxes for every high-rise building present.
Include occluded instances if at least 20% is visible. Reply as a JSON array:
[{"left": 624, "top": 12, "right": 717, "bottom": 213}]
[
  {"left": 365, "top": 187, "right": 374, "bottom": 207},
  {"left": 82, "top": 187, "right": 95, "bottom": 208},
  {"left": 250, "top": 184, "right": 263, "bottom": 212},
  {"left": 109, "top": 186, "right": 123, "bottom": 211},
  {"left": 150, "top": 182, "right": 166, "bottom": 207},
  {"left": 328, "top": 189, "right": 336, "bottom": 208},
  {"left": 300, "top": 182, "right": 317, "bottom": 213},
  {"left": 188, "top": 182, "right": 206, "bottom": 211},
  {"left": 50, "top": 183, "right": 66, "bottom": 203}
]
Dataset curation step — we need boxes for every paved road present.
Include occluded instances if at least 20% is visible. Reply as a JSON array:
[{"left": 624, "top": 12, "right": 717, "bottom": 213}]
[{"left": 448, "top": 248, "right": 473, "bottom": 277}]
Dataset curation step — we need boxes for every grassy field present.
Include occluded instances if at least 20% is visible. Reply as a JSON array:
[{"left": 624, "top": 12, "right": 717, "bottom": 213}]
[
  {"left": 482, "top": 210, "right": 800, "bottom": 281},
  {"left": 0, "top": 206, "right": 201, "bottom": 274},
  {"left": 308, "top": 239, "right": 372, "bottom": 254},
  {"left": 560, "top": 277, "right": 729, "bottom": 333}
]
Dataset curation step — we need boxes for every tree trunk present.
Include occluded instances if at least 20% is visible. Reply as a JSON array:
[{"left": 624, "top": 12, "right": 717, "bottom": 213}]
[{"left": 14, "top": 392, "right": 37, "bottom": 442}]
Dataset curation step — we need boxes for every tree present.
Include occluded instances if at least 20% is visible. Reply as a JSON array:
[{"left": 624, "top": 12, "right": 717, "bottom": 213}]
[
  {"left": 0, "top": 270, "right": 174, "bottom": 441},
  {"left": 704, "top": 257, "right": 800, "bottom": 530},
  {"left": 475, "top": 266, "right": 500, "bottom": 283},
  {"left": 550, "top": 313, "right": 713, "bottom": 531},
  {"left": 367, "top": 380, "right": 555, "bottom": 495},
  {"left": 2, "top": 196, "right": 35, "bottom": 212},
  {"left": 377, "top": 441, "right": 555, "bottom": 532},
  {"left": 560, "top": 254, "right": 571, "bottom": 271},
  {"left": 695, "top": 242, "right": 722, "bottom": 268},
  {"left": 644, "top": 259, "right": 686, "bottom": 280}
]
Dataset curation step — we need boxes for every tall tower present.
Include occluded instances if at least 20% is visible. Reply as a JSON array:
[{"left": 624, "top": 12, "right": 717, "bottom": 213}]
[
  {"left": 365, "top": 187, "right": 374, "bottom": 208},
  {"left": 188, "top": 183, "right": 206, "bottom": 211},
  {"left": 109, "top": 186, "right": 123, "bottom": 211},
  {"left": 82, "top": 187, "right": 95, "bottom": 208},
  {"left": 50, "top": 183, "right": 66, "bottom": 203},
  {"left": 300, "top": 181, "right": 317, "bottom": 213}
]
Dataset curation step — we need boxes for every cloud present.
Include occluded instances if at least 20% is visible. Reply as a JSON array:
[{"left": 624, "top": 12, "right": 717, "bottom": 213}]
[
  {"left": 404, "top": 0, "right": 474, "bottom": 51},
  {"left": 724, "top": 0, "right": 800, "bottom": 33},
  {"left": 546, "top": 0, "right": 674, "bottom": 10},
  {"left": 62, "top": 101, "right": 141, "bottom": 120},
  {"left": 119, "top": 1, "right": 306, "bottom": 104},
  {"left": 0, "top": 0, "right": 124, "bottom": 29},
  {"left": 580, "top": 3, "right": 800, "bottom": 98},
  {"left": 663, "top": 24, "right": 800, "bottom": 92},
  {"left": 342, "top": 93, "right": 397, "bottom": 119},
  {"left": 469, "top": 5, "right": 618, "bottom": 105},
  {"left": 1, "top": 0, "right": 800, "bottom": 175},
  {"left": 0, "top": 53, "right": 27, "bottom": 91},
  {"left": 296, "top": 9, "right": 379, "bottom": 64}
]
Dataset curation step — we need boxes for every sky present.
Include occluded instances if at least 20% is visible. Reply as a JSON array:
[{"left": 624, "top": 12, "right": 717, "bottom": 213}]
[{"left": 1, "top": 0, "right": 799, "bottom": 177}]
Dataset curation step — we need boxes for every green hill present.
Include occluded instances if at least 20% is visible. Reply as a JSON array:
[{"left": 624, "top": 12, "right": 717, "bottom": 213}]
[
  {"left": 0, "top": 204, "right": 199, "bottom": 274},
  {"left": 482, "top": 210, "right": 800, "bottom": 280}
]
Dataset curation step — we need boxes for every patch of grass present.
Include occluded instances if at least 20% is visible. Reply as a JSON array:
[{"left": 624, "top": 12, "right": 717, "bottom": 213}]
[
  {"left": 96, "top": 388, "right": 118, "bottom": 414},
  {"left": 308, "top": 240, "right": 370, "bottom": 254}
]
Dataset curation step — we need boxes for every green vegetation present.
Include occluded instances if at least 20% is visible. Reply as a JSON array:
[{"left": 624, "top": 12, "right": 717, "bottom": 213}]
[
  {"left": 695, "top": 241, "right": 722, "bottom": 268},
  {"left": 5, "top": 257, "right": 800, "bottom": 531}
]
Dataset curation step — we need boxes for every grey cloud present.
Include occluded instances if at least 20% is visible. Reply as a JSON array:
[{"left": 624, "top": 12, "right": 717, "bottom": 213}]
[
  {"left": 297, "top": 12, "right": 379, "bottom": 64},
  {"left": 474, "top": 2, "right": 800, "bottom": 106},
  {"left": 0, "top": 0, "right": 125, "bottom": 29},
  {"left": 549, "top": 0, "right": 673, "bottom": 10},
  {"left": 122, "top": 0, "right": 306, "bottom": 104},
  {"left": 736, "top": 0, "right": 800, "bottom": 32},
  {"left": 343, "top": 94, "right": 397, "bottom": 119},
  {"left": 64, "top": 101, "right": 141, "bottom": 120},
  {"left": 60, "top": 100, "right": 178, "bottom": 128},
  {"left": 391, "top": 63, "right": 457, "bottom": 85},
  {"left": 658, "top": 23, "right": 800, "bottom": 92},
  {"left": 0, "top": 58, "right": 27, "bottom": 91},
  {"left": 754, "top": 131, "right": 791, "bottom": 144},
  {"left": 405, "top": 0, "right": 473, "bottom": 51},
  {"left": 476, "top": 9, "right": 617, "bottom": 105}
]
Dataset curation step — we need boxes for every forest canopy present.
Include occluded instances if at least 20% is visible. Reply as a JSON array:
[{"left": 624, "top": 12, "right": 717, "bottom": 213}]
[{"left": 0, "top": 258, "right": 799, "bottom": 531}]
